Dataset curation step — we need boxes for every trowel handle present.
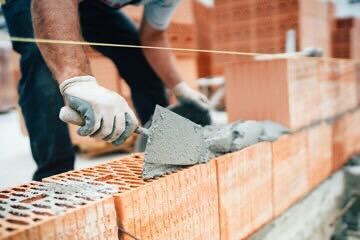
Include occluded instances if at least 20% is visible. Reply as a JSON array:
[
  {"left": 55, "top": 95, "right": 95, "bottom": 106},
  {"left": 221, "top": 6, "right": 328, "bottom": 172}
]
[
  {"left": 60, "top": 106, "right": 149, "bottom": 136},
  {"left": 135, "top": 126, "right": 150, "bottom": 136}
]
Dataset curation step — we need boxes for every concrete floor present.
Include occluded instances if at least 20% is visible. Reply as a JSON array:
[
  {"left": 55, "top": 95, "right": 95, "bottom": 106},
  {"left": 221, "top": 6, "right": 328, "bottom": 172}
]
[{"left": 0, "top": 110, "right": 127, "bottom": 190}]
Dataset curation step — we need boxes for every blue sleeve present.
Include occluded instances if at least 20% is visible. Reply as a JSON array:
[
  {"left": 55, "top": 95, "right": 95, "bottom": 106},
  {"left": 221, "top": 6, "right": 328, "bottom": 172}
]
[{"left": 143, "top": 0, "right": 181, "bottom": 30}]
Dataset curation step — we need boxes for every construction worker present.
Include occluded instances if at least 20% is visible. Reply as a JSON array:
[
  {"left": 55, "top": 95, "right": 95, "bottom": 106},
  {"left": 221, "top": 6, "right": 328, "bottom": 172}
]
[{"left": 2, "top": 0, "right": 209, "bottom": 180}]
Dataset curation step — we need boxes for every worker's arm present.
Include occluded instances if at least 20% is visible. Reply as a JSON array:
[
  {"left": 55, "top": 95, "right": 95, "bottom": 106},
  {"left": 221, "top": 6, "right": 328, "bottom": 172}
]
[
  {"left": 31, "top": 0, "right": 138, "bottom": 144},
  {"left": 140, "top": 0, "right": 209, "bottom": 110},
  {"left": 31, "top": 0, "right": 90, "bottom": 82}
]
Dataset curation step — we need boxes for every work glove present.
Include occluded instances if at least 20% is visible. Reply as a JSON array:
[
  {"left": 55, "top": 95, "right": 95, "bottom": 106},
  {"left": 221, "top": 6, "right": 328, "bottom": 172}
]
[
  {"left": 173, "top": 82, "right": 209, "bottom": 110},
  {"left": 59, "top": 76, "right": 138, "bottom": 145}
]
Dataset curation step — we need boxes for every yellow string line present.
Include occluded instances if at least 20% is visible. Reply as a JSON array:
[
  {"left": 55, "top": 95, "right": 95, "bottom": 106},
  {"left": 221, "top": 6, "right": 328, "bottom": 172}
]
[
  {"left": 3, "top": 36, "right": 266, "bottom": 57},
  {"left": 1, "top": 36, "right": 358, "bottom": 62}
]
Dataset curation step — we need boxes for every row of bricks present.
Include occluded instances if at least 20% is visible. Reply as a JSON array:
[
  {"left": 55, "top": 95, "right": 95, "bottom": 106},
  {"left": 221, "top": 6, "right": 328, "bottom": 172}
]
[
  {"left": 225, "top": 58, "right": 359, "bottom": 130},
  {"left": 192, "top": 0, "right": 333, "bottom": 77},
  {"left": 1, "top": 108, "right": 359, "bottom": 240}
]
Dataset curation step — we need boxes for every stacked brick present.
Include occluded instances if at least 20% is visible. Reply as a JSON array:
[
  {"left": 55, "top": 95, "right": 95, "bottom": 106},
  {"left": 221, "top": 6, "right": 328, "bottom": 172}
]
[
  {"left": 331, "top": 18, "right": 360, "bottom": 59},
  {"left": 193, "top": 0, "right": 333, "bottom": 76},
  {"left": 1, "top": 103, "right": 360, "bottom": 240},
  {"left": 225, "top": 58, "right": 357, "bottom": 130},
  {"left": 193, "top": 1, "right": 224, "bottom": 77}
]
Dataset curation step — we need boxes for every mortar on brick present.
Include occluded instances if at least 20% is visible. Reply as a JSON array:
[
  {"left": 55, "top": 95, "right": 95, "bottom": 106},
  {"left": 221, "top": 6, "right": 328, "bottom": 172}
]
[
  {"left": 0, "top": 181, "right": 118, "bottom": 239},
  {"left": 143, "top": 103, "right": 288, "bottom": 178}
]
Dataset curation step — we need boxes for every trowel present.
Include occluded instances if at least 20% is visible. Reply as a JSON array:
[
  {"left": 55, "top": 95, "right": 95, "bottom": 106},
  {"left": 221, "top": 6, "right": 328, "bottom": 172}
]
[{"left": 59, "top": 105, "right": 210, "bottom": 178}]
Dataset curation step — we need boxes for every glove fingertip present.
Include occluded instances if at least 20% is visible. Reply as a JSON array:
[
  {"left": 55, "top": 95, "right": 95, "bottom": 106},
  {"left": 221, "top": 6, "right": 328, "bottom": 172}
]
[{"left": 77, "top": 126, "right": 91, "bottom": 136}]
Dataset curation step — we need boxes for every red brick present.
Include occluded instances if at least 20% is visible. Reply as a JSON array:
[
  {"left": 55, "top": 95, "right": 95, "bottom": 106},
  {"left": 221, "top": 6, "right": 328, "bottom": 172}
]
[
  {"left": 347, "top": 108, "right": 360, "bottom": 156},
  {"left": 44, "top": 154, "right": 220, "bottom": 240},
  {"left": 272, "top": 131, "right": 309, "bottom": 216},
  {"left": 318, "top": 60, "right": 341, "bottom": 119},
  {"left": 225, "top": 58, "right": 320, "bottom": 130},
  {"left": 0, "top": 182, "right": 118, "bottom": 240},
  {"left": 332, "top": 113, "right": 353, "bottom": 171},
  {"left": 307, "top": 122, "right": 332, "bottom": 190},
  {"left": 215, "top": 142, "right": 273, "bottom": 240}
]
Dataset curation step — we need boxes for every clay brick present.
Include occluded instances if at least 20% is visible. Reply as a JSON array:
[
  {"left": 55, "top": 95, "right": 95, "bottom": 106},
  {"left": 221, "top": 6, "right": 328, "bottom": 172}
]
[
  {"left": 318, "top": 60, "right": 341, "bottom": 119},
  {"left": 44, "top": 154, "right": 220, "bottom": 240},
  {"left": 214, "top": 0, "right": 332, "bottom": 56},
  {"left": 332, "top": 113, "right": 353, "bottom": 171},
  {"left": 225, "top": 58, "right": 320, "bottom": 130},
  {"left": 0, "top": 181, "right": 118, "bottom": 240},
  {"left": 272, "top": 131, "right": 309, "bottom": 217},
  {"left": 347, "top": 108, "right": 360, "bottom": 156},
  {"left": 307, "top": 122, "right": 332, "bottom": 190},
  {"left": 337, "top": 60, "right": 357, "bottom": 114},
  {"left": 216, "top": 142, "right": 273, "bottom": 240}
]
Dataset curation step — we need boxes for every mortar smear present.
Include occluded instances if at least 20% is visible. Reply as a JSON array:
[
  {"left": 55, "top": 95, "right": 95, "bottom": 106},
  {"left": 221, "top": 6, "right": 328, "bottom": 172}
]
[
  {"left": 144, "top": 105, "right": 212, "bottom": 166},
  {"left": 142, "top": 113, "right": 288, "bottom": 179}
]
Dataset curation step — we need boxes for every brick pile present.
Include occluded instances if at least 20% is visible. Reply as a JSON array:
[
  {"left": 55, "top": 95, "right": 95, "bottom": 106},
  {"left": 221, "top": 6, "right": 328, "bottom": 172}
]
[
  {"left": 193, "top": 0, "right": 333, "bottom": 77},
  {"left": 331, "top": 18, "right": 360, "bottom": 59}
]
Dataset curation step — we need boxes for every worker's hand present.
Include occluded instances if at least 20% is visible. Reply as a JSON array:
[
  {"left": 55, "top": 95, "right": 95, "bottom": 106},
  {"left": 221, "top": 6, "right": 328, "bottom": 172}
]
[
  {"left": 173, "top": 82, "right": 209, "bottom": 110},
  {"left": 59, "top": 76, "right": 138, "bottom": 145}
]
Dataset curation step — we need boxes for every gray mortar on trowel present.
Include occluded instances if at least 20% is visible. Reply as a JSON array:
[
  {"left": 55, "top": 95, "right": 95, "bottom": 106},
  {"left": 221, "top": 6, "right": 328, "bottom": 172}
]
[{"left": 142, "top": 117, "right": 288, "bottom": 179}]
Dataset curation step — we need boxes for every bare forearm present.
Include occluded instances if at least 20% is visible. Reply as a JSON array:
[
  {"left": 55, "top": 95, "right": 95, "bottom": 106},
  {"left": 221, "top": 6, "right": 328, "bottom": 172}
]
[
  {"left": 31, "top": 0, "right": 91, "bottom": 83},
  {"left": 140, "top": 24, "right": 182, "bottom": 89}
]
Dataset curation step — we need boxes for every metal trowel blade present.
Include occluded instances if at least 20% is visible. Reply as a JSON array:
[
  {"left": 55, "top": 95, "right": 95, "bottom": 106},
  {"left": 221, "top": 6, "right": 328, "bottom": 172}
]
[{"left": 144, "top": 105, "right": 209, "bottom": 166}]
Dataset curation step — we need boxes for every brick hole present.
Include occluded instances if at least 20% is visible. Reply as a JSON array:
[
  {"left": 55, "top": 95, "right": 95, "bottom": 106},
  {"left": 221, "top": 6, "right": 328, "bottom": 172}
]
[
  {"left": 10, "top": 205, "right": 29, "bottom": 210},
  {"left": 53, "top": 196, "right": 67, "bottom": 201},
  {"left": 0, "top": 205, "right": 6, "bottom": 211},
  {"left": 33, "top": 210, "right": 53, "bottom": 216},
  {"left": 21, "top": 194, "right": 47, "bottom": 204},
  {"left": 9, "top": 211, "right": 30, "bottom": 218},
  {"left": 106, "top": 181, "right": 128, "bottom": 186},
  {"left": 68, "top": 173, "right": 82, "bottom": 177},
  {"left": 6, "top": 219, "right": 29, "bottom": 225},
  {"left": 95, "top": 175, "right": 114, "bottom": 181},
  {"left": 12, "top": 193, "right": 28, "bottom": 198},
  {"left": 10, "top": 199, "right": 16, "bottom": 201},
  {"left": 87, "top": 182, "right": 103, "bottom": 186},
  {"left": 0, "top": 214, "right": 4, "bottom": 218},
  {"left": 6, "top": 227, "right": 16, "bottom": 232},
  {"left": 75, "top": 195, "right": 93, "bottom": 201},
  {"left": 68, "top": 177, "right": 83, "bottom": 182},
  {"left": 0, "top": 194, "right": 9, "bottom": 199},
  {"left": 54, "top": 191, "right": 64, "bottom": 195},
  {"left": 83, "top": 173, "right": 99, "bottom": 177},
  {"left": 54, "top": 203, "right": 75, "bottom": 209},
  {"left": 12, "top": 188, "right": 26, "bottom": 192},
  {"left": 32, "top": 203, "right": 51, "bottom": 209},
  {"left": 1, "top": 191, "right": 11, "bottom": 194},
  {"left": 33, "top": 218, "right": 41, "bottom": 222},
  {"left": 95, "top": 169, "right": 112, "bottom": 174},
  {"left": 118, "top": 187, "right": 131, "bottom": 193}
]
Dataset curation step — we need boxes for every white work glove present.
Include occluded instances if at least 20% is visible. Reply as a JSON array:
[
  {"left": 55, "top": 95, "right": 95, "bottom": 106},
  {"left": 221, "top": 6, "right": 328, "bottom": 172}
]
[
  {"left": 59, "top": 76, "right": 139, "bottom": 145},
  {"left": 173, "top": 82, "right": 209, "bottom": 110}
]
